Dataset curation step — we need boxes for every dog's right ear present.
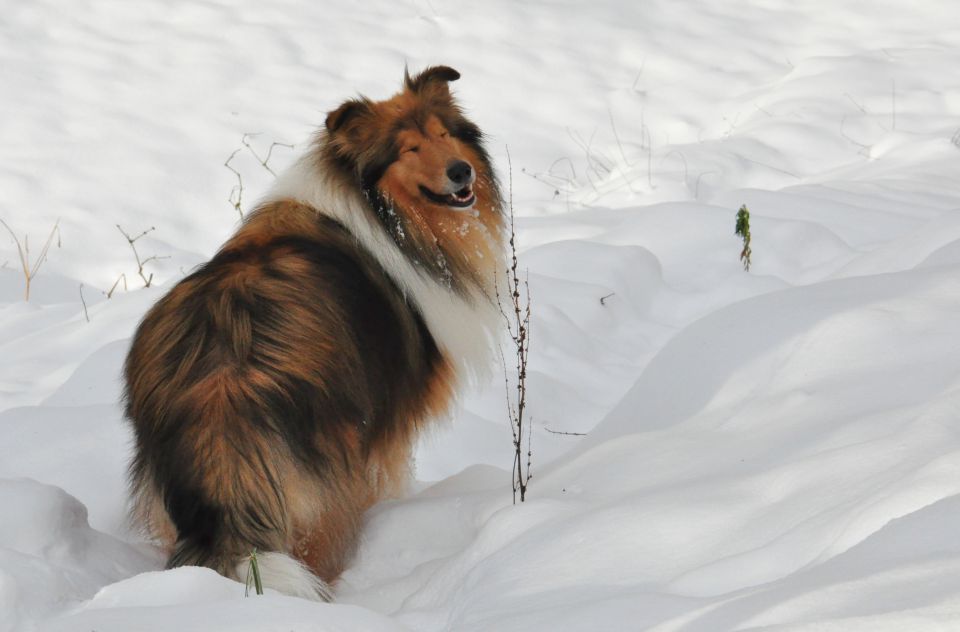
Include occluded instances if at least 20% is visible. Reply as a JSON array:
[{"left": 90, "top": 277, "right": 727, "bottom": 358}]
[
  {"left": 325, "top": 98, "right": 371, "bottom": 134},
  {"left": 404, "top": 65, "right": 460, "bottom": 94}
]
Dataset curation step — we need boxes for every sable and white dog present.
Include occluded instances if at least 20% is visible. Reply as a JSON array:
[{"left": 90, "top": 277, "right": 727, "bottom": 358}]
[{"left": 123, "top": 66, "right": 505, "bottom": 599}]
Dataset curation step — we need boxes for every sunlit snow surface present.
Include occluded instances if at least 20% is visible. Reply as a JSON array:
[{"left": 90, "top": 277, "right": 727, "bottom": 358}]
[{"left": 2, "top": 0, "right": 960, "bottom": 630}]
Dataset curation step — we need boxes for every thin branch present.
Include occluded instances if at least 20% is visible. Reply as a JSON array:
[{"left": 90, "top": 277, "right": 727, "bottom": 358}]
[
  {"left": 106, "top": 273, "right": 128, "bottom": 298},
  {"left": 499, "top": 146, "right": 533, "bottom": 503},
  {"left": 79, "top": 284, "right": 90, "bottom": 322},
  {"left": 694, "top": 170, "right": 718, "bottom": 199},
  {"left": 660, "top": 150, "right": 689, "bottom": 187},
  {"left": 608, "top": 108, "right": 637, "bottom": 169},
  {"left": 544, "top": 427, "right": 587, "bottom": 437},
  {"left": 608, "top": 109, "right": 640, "bottom": 194},
  {"left": 225, "top": 133, "right": 294, "bottom": 218},
  {"left": 225, "top": 147, "right": 245, "bottom": 219},
  {"left": 117, "top": 225, "right": 169, "bottom": 288},
  {"left": 754, "top": 103, "right": 774, "bottom": 117},
  {"left": 843, "top": 92, "right": 868, "bottom": 114},
  {"left": 840, "top": 115, "right": 872, "bottom": 156},
  {"left": 631, "top": 58, "right": 647, "bottom": 92},
  {"left": 722, "top": 112, "right": 742, "bottom": 138},
  {"left": 733, "top": 154, "right": 800, "bottom": 179}
]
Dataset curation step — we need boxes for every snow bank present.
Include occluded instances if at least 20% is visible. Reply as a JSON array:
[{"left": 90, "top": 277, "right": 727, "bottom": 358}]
[{"left": 0, "top": 479, "right": 154, "bottom": 632}]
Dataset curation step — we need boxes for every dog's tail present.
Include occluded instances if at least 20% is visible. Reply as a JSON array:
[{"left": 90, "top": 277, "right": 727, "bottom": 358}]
[
  {"left": 154, "top": 424, "right": 333, "bottom": 601},
  {"left": 234, "top": 551, "right": 333, "bottom": 601},
  {"left": 169, "top": 532, "right": 332, "bottom": 601}
]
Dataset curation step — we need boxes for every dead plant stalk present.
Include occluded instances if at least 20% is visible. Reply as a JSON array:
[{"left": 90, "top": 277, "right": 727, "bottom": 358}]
[
  {"left": 117, "top": 225, "right": 168, "bottom": 288},
  {"left": 0, "top": 218, "right": 61, "bottom": 301},
  {"left": 498, "top": 147, "right": 533, "bottom": 504}
]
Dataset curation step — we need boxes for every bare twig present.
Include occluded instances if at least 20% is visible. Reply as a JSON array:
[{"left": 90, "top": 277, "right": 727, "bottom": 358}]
[
  {"left": 722, "top": 112, "right": 742, "bottom": 138},
  {"left": 608, "top": 109, "right": 640, "bottom": 194},
  {"left": 631, "top": 58, "right": 646, "bottom": 92},
  {"left": 566, "top": 127, "right": 613, "bottom": 191},
  {"left": 661, "top": 150, "right": 689, "bottom": 187},
  {"left": 600, "top": 292, "right": 615, "bottom": 306},
  {"left": 694, "top": 170, "right": 719, "bottom": 199},
  {"left": 843, "top": 92, "right": 868, "bottom": 114},
  {"left": 0, "top": 218, "right": 61, "bottom": 301},
  {"left": 754, "top": 103, "right": 774, "bottom": 117},
  {"left": 520, "top": 156, "right": 579, "bottom": 202},
  {"left": 79, "top": 284, "right": 90, "bottom": 322},
  {"left": 733, "top": 154, "right": 800, "bottom": 179},
  {"left": 544, "top": 427, "right": 586, "bottom": 437},
  {"left": 840, "top": 115, "right": 872, "bottom": 156},
  {"left": 639, "top": 116, "right": 655, "bottom": 189},
  {"left": 548, "top": 157, "right": 578, "bottom": 184},
  {"left": 117, "top": 225, "right": 169, "bottom": 288},
  {"left": 225, "top": 147, "right": 246, "bottom": 219},
  {"left": 498, "top": 146, "right": 533, "bottom": 504},
  {"left": 106, "top": 273, "right": 128, "bottom": 298},
  {"left": 242, "top": 134, "right": 294, "bottom": 177},
  {"left": 225, "top": 133, "right": 294, "bottom": 217},
  {"left": 608, "top": 108, "right": 636, "bottom": 169}
]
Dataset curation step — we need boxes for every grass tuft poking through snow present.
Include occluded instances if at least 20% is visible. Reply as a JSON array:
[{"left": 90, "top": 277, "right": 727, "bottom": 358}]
[{"left": 244, "top": 549, "right": 264, "bottom": 597}]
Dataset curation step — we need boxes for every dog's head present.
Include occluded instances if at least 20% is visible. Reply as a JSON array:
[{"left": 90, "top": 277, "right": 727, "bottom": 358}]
[
  {"left": 324, "top": 65, "right": 488, "bottom": 213},
  {"left": 319, "top": 66, "right": 503, "bottom": 293}
]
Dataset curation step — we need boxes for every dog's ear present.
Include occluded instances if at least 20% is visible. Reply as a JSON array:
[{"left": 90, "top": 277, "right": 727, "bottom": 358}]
[
  {"left": 325, "top": 98, "right": 372, "bottom": 134},
  {"left": 405, "top": 65, "right": 461, "bottom": 93}
]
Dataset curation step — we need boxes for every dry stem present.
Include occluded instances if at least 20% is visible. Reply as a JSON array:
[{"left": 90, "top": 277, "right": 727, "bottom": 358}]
[
  {"left": 106, "top": 273, "right": 128, "bottom": 298},
  {"left": 0, "top": 218, "right": 61, "bottom": 301},
  {"left": 225, "top": 133, "right": 294, "bottom": 218},
  {"left": 497, "top": 146, "right": 533, "bottom": 504},
  {"left": 117, "top": 225, "right": 169, "bottom": 288},
  {"left": 79, "top": 283, "right": 90, "bottom": 322}
]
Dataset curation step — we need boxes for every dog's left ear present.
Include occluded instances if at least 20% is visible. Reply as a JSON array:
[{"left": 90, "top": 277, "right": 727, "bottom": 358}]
[
  {"left": 405, "top": 65, "right": 461, "bottom": 93},
  {"left": 325, "top": 98, "right": 372, "bottom": 134}
]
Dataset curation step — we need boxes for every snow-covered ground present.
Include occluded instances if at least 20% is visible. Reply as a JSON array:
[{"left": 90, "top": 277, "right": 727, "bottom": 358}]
[{"left": 3, "top": 0, "right": 960, "bottom": 630}]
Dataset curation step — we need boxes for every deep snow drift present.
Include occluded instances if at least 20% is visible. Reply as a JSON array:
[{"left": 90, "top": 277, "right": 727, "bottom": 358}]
[{"left": 3, "top": 0, "right": 960, "bottom": 630}]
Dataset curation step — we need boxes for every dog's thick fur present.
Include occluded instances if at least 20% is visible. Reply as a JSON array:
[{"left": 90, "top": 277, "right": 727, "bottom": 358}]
[{"left": 123, "top": 66, "right": 504, "bottom": 599}]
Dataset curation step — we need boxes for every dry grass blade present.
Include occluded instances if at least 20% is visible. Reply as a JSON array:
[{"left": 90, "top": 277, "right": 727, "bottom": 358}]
[{"left": 0, "top": 218, "right": 61, "bottom": 301}]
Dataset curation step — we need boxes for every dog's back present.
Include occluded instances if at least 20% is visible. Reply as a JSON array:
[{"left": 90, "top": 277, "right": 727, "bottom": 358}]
[{"left": 124, "top": 201, "right": 452, "bottom": 598}]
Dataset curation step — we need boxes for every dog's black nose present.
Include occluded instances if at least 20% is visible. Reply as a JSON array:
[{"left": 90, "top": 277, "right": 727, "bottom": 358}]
[{"left": 446, "top": 160, "right": 473, "bottom": 186}]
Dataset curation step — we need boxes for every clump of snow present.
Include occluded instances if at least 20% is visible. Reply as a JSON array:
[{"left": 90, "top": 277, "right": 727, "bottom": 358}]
[{"left": 3, "top": 0, "right": 960, "bottom": 630}]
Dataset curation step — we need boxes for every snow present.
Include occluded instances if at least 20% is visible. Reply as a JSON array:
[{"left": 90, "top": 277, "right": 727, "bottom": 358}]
[{"left": 3, "top": 0, "right": 960, "bottom": 630}]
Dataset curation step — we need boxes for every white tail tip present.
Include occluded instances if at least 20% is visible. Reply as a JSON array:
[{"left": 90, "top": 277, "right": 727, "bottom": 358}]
[{"left": 238, "top": 551, "right": 333, "bottom": 601}]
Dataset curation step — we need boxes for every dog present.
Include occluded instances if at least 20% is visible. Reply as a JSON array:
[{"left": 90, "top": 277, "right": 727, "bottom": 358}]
[{"left": 123, "top": 65, "right": 505, "bottom": 600}]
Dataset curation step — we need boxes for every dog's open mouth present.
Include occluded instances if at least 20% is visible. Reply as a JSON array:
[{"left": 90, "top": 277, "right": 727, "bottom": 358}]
[{"left": 420, "top": 184, "right": 476, "bottom": 208}]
